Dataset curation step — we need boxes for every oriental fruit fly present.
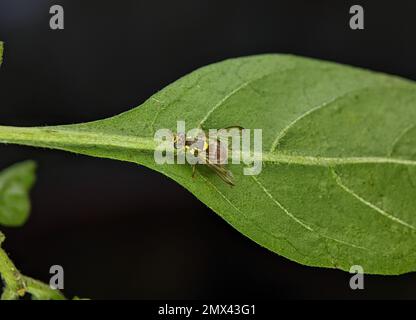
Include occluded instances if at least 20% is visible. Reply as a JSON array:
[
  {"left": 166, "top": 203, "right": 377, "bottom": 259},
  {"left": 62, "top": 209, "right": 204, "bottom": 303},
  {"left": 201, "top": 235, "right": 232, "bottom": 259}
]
[{"left": 173, "top": 126, "right": 243, "bottom": 186}]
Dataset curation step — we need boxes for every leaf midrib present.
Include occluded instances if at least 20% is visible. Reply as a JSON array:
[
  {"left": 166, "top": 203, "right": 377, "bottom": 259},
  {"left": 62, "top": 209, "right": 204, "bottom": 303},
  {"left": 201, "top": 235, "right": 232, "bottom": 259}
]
[{"left": 0, "top": 126, "right": 415, "bottom": 167}]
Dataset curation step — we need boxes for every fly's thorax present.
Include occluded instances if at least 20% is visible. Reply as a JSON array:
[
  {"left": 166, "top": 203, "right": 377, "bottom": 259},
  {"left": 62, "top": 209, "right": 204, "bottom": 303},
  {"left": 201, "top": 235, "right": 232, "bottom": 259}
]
[
  {"left": 174, "top": 131, "right": 229, "bottom": 164},
  {"left": 184, "top": 134, "right": 208, "bottom": 154}
]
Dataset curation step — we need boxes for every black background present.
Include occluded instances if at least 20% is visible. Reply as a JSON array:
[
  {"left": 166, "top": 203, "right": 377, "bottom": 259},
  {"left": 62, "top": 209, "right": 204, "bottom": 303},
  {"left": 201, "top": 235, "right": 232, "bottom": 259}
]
[{"left": 0, "top": 0, "right": 415, "bottom": 299}]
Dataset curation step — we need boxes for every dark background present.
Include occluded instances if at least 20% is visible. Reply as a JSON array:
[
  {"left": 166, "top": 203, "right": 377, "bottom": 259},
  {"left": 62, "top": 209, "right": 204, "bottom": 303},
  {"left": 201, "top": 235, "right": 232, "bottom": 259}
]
[{"left": 0, "top": 0, "right": 415, "bottom": 299}]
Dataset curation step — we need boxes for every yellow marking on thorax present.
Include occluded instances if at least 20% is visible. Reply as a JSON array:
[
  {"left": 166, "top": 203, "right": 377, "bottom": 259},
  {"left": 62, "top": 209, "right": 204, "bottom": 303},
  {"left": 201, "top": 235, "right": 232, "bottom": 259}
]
[{"left": 203, "top": 141, "right": 209, "bottom": 151}]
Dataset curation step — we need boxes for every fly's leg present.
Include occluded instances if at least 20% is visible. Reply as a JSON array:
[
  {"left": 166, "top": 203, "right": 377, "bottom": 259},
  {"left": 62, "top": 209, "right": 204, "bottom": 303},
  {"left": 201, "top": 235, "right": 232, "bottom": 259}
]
[{"left": 192, "top": 165, "right": 196, "bottom": 178}]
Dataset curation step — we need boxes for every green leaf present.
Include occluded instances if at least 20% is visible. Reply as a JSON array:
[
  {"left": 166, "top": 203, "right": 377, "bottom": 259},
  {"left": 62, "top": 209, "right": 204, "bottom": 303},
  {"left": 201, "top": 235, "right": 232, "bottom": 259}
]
[
  {"left": 0, "top": 55, "right": 416, "bottom": 274},
  {"left": 0, "top": 161, "right": 36, "bottom": 227}
]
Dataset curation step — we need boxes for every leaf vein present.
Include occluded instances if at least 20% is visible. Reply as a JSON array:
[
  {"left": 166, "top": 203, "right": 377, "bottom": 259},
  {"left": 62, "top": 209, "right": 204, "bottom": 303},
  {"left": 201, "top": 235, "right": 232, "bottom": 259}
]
[
  {"left": 251, "top": 175, "right": 314, "bottom": 231},
  {"left": 251, "top": 176, "right": 368, "bottom": 251},
  {"left": 198, "top": 66, "right": 296, "bottom": 128},
  {"left": 269, "top": 85, "right": 393, "bottom": 152},
  {"left": 331, "top": 169, "right": 416, "bottom": 230},
  {"left": 198, "top": 81, "right": 252, "bottom": 128},
  {"left": 388, "top": 123, "right": 416, "bottom": 156},
  {"left": 198, "top": 173, "right": 307, "bottom": 255}
]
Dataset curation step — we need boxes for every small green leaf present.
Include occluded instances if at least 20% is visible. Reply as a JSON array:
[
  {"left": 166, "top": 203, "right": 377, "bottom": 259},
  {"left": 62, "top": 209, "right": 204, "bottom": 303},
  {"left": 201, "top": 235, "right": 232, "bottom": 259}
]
[
  {"left": 0, "top": 161, "right": 36, "bottom": 227},
  {"left": 0, "top": 55, "right": 416, "bottom": 274}
]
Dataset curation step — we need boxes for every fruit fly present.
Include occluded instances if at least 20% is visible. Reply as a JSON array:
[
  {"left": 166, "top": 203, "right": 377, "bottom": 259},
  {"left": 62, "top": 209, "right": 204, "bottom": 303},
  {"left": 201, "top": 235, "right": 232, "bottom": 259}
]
[{"left": 173, "top": 127, "right": 243, "bottom": 186}]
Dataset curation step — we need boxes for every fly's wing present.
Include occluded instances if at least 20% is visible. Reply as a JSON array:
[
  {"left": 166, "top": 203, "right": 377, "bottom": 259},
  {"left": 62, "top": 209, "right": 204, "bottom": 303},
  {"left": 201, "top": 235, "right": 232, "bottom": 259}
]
[
  {"left": 205, "top": 162, "right": 235, "bottom": 186},
  {"left": 196, "top": 150, "right": 235, "bottom": 186},
  {"left": 207, "top": 140, "right": 228, "bottom": 164}
]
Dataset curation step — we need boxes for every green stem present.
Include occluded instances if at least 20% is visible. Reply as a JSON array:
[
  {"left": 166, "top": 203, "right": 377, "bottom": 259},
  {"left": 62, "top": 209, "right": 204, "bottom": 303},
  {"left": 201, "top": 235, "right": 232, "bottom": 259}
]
[
  {"left": 0, "top": 232, "right": 66, "bottom": 300},
  {"left": 23, "top": 276, "right": 66, "bottom": 300},
  {"left": 0, "top": 125, "right": 156, "bottom": 152},
  {"left": 0, "top": 245, "right": 25, "bottom": 300}
]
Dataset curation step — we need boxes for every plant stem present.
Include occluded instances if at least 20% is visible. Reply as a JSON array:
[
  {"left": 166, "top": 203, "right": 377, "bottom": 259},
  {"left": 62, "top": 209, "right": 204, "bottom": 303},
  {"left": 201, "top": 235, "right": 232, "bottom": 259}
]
[
  {"left": 0, "top": 246, "right": 25, "bottom": 300},
  {"left": 23, "top": 276, "right": 66, "bottom": 300},
  {"left": 0, "top": 125, "right": 156, "bottom": 152},
  {"left": 0, "top": 232, "right": 65, "bottom": 300}
]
